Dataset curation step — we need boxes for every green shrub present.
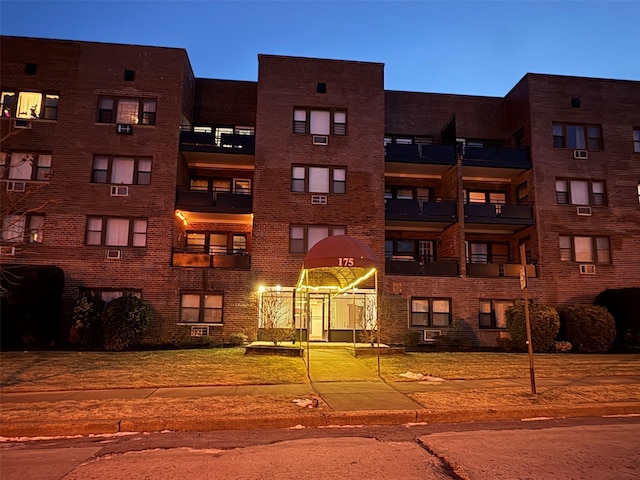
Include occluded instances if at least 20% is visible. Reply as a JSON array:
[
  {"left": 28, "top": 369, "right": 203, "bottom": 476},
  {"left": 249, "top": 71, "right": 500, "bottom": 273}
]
[
  {"left": 72, "top": 295, "right": 105, "bottom": 346},
  {"left": 101, "top": 295, "right": 152, "bottom": 351},
  {"left": 403, "top": 331, "right": 421, "bottom": 347},
  {"left": 228, "top": 332, "right": 248, "bottom": 346},
  {"left": 506, "top": 302, "right": 560, "bottom": 352},
  {"left": 595, "top": 288, "right": 640, "bottom": 349},
  {"left": 558, "top": 304, "right": 616, "bottom": 353}
]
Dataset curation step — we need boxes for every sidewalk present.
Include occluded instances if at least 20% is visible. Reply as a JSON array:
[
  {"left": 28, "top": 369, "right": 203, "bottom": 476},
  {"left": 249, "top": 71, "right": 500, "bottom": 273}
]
[{"left": 2, "top": 348, "right": 640, "bottom": 437}]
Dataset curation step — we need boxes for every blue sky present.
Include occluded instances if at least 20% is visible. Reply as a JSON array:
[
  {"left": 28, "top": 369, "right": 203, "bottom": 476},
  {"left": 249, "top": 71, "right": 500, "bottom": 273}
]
[{"left": 1, "top": 0, "right": 639, "bottom": 96}]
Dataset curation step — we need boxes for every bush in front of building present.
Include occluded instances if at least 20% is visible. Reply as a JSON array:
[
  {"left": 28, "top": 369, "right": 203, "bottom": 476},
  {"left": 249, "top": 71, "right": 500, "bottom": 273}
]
[
  {"left": 72, "top": 294, "right": 105, "bottom": 346},
  {"left": 594, "top": 288, "right": 640, "bottom": 349},
  {"left": 558, "top": 304, "right": 616, "bottom": 353},
  {"left": 505, "top": 302, "right": 560, "bottom": 352},
  {"left": 101, "top": 295, "right": 153, "bottom": 351}
]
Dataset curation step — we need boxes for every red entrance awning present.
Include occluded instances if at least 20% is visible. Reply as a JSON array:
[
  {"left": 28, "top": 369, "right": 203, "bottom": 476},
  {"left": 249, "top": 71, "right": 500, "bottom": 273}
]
[{"left": 303, "top": 235, "right": 379, "bottom": 270}]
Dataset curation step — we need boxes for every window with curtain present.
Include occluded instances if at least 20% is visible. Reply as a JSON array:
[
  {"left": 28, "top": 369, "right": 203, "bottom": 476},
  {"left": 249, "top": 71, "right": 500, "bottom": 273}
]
[
  {"left": 634, "top": 129, "right": 640, "bottom": 153},
  {"left": 289, "top": 224, "right": 346, "bottom": 253},
  {"left": 293, "top": 108, "right": 347, "bottom": 135},
  {"left": 555, "top": 179, "right": 606, "bottom": 205},
  {"left": 479, "top": 300, "right": 514, "bottom": 329},
  {"left": 97, "top": 96, "right": 156, "bottom": 125},
  {"left": 552, "top": 123, "right": 601, "bottom": 150},
  {"left": 85, "top": 216, "right": 147, "bottom": 247},
  {"left": 91, "top": 156, "right": 152, "bottom": 185},
  {"left": 411, "top": 298, "right": 452, "bottom": 327},
  {"left": 291, "top": 165, "right": 346, "bottom": 194},
  {"left": 559, "top": 235, "right": 610, "bottom": 264},
  {"left": 180, "top": 293, "right": 223, "bottom": 323}
]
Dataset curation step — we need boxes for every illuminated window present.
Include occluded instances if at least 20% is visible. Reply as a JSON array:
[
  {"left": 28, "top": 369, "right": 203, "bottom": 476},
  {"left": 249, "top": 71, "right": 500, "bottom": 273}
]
[
  {"left": 180, "top": 293, "right": 223, "bottom": 323},
  {"left": 559, "top": 235, "right": 610, "bottom": 264},
  {"left": 186, "top": 232, "right": 248, "bottom": 255},
  {"left": 85, "top": 216, "right": 148, "bottom": 247},
  {"left": 479, "top": 300, "right": 514, "bottom": 329},
  {"left": 410, "top": 298, "right": 452, "bottom": 327},
  {"left": 289, "top": 224, "right": 346, "bottom": 253},
  {"left": 291, "top": 165, "right": 346, "bottom": 194},
  {"left": 79, "top": 289, "right": 141, "bottom": 303},
  {"left": 1, "top": 214, "right": 45, "bottom": 243},
  {"left": 1, "top": 152, "right": 52, "bottom": 181},
  {"left": 91, "top": 156, "right": 152, "bottom": 185},
  {"left": 0, "top": 91, "right": 58, "bottom": 119},
  {"left": 97, "top": 96, "right": 156, "bottom": 125}
]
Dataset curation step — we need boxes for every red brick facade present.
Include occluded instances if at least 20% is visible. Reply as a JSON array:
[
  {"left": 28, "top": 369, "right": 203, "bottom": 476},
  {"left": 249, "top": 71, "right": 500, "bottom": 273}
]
[{"left": 1, "top": 36, "right": 638, "bottom": 347}]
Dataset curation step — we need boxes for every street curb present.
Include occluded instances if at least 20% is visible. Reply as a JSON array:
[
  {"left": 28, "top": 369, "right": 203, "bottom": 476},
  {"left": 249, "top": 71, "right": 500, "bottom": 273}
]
[{"left": 2, "top": 403, "right": 639, "bottom": 439}]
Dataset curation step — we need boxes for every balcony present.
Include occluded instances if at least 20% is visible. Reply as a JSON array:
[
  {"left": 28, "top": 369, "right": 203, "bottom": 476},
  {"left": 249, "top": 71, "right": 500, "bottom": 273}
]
[
  {"left": 385, "top": 256, "right": 459, "bottom": 277},
  {"left": 466, "top": 262, "right": 537, "bottom": 278},
  {"left": 172, "top": 249, "right": 251, "bottom": 269},
  {"left": 176, "top": 189, "right": 252, "bottom": 214},
  {"left": 464, "top": 203, "right": 534, "bottom": 231},
  {"left": 385, "top": 143, "right": 456, "bottom": 177},
  {"left": 462, "top": 146, "right": 530, "bottom": 168},
  {"left": 179, "top": 131, "right": 255, "bottom": 154},
  {"left": 386, "top": 199, "right": 457, "bottom": 225}
]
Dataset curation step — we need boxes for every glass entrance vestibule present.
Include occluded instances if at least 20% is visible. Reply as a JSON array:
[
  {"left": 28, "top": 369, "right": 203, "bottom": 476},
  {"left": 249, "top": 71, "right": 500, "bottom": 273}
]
[{"left": 257, "top": 287, "right": 377, "bottom": 343}]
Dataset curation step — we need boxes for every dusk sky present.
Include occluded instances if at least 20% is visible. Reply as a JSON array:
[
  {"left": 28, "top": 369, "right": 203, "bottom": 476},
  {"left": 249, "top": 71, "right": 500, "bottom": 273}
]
[{"left": 1, "top": 0, "right": 639, "bottom": 97}]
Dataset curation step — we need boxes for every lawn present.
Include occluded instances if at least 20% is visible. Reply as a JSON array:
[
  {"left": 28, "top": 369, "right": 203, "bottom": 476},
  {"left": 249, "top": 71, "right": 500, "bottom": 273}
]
[
  {"left": 0, "top": 348, "right": 309, "bottom": 392},
  {"left": 359, "top": 352, "right": 640, "bottom": 381}
]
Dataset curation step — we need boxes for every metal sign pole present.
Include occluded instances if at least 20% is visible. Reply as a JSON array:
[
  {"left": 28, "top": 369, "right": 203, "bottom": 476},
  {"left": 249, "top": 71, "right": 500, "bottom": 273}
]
[{"left": 520, "top": 244, "right": 536, "bottom": 395}]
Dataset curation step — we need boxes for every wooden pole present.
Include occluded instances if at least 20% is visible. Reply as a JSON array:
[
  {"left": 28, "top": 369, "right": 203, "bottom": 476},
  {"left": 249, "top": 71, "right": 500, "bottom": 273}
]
[{"left": 520, "top": 244, "right": 536, "bottom": 395}]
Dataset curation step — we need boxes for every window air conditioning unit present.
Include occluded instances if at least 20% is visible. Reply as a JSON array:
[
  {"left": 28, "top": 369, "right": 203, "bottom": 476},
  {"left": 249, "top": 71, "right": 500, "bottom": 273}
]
[
  {"left": 424, "top": 330, "right": 442, "bottom": 342},
  {"left": 312, "top": 135, "right": 329, "bottom": 145},
  {"left": 579, "top": 264, "right": 596, "bottom": 275},
  {"left": 116, "top": 124, "right": 133, "bottom": 134},
  {"left": 573, "top": 150, "right": 588, "bottom": 159},
  {"left": 106, "top": 249, "right": 122, "bottom": 260},
  {"left": 0, "top": 246, "right": 16, "bottom": 256},
  {"left": 311, "top": 195, "right": 327, "bottom": 205},
  {"left": 110, "top": 185, "right": 129, "bottom": 196},
  {"left": 13, "top": 119, "right": 32, "bottom": 129},
  {"left": 6, "top": 181, "right": 26, "bottom": 192},
  {"left": 576, "top": 206, "right": 592, "bottom": 216},
  {"left": 190, "top": 325, "right": 210, "bottom": 337}
]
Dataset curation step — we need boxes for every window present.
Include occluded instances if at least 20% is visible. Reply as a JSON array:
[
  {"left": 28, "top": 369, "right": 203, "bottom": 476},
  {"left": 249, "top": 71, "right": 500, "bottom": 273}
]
[
  {"left": 180, "top": 293, "right": 223, "bottom": 323},
  {"left": 92, "top": 156, "right": 152, "bottom": 185},
  {"left": 410, "top": 298, "right": 452, "bottom": 327},
  {"left": 464, "top": 190, "right": 507, "bottom": 205},
  {"left": 290, "top": 225, "right": 345, "bottom": 253},
  {"left": 186, "top": 232, "right": 248, "bottom": 255},
  {"left": 634, "top": 129, "right": 640, "bottom": 153},
  {"left": 85, "top": 216, "right": 147, "bottom": 247},
  {"left": 555, "top": 179, "right": 606, "bottom": 205},
  {"left": 97, "top": 96, "right": 156, "bottom": 125},
  {"left": 0, "top": 152, "right": 52, "bottom": 181},
  {"left": 466, "top": 242, "right": 509, "bottom": 264},
  {"left": 559, "top": 235, "right": 610, "bottom": 264},
  {"left": 79, "top": 288, "right": 141, "bottom": 303},
  {"left": 291, "top": 165, "right": 346, "bottom": 194},
  {"left": 384, "top": 135, "right": 434, "bottom": 146},
  {"left": 1, "top": 90, "right": 59, "bottom": 120},
  {"left": 479, "top": 300, "right": 514, "bottom": 329},
  {"left": 552, "top": 123, "right": 602, "bottom": 150},
  {"left": 385, "top": 238, "right": 435, "bottom": 261},
  {"left": 1, "top": 214, "right": 45, "bottom": 243},
  {"left": 293, "top": 108, "right": 347, "bottom": 136},
  {"left": 188, "top": 177, "right": 251, "bottom": 195}
]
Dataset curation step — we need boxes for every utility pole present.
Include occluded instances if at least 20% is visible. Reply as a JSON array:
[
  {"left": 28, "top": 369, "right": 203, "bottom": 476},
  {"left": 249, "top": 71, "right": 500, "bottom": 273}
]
[{"left": 519, "top": 244, "right": 536, "bottom": 395}]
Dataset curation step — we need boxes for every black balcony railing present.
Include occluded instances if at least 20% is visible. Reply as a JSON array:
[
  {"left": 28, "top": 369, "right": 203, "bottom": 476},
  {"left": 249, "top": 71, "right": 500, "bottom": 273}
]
[
  {"left": 172, "top": 249, "right": 251, "bottom": 269},
  {"left": 464, "top": 203, "right": 534, "bottom": 225},
  {"left": 385, "top": 143, "right": 456, "bottom": 165},
  {"left": 385, "top": 198, "right": 457, "bottom": 223},
  {"left": 462, "top": 146, "right": 530, "bottom": 169},
  {"left": 385, "top": 257, "right": 459, "bottom": 277},
  {"left": 466, "top": 262, "right": 537, "bottom": 278},
  {"left": 176, "top": 189, "right": 252, "bottom": 213},
  {"left": 179, "top": 130, "right": 255, "bottom": 154}
]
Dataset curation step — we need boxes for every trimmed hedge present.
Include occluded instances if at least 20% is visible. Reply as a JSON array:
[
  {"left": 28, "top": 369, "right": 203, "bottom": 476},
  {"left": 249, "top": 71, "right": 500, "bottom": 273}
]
[
  {"left": 101, "top": 295, "right": 152, "bottom": 351},
  {"left": 506, "top": 302, "right": 560, "bottom": 352},
  {"left": 558, "top": 304, "right": 616, "bottom": 353},
  {"left": 595, "top": 288, "right": 640, "bottom": 348}
]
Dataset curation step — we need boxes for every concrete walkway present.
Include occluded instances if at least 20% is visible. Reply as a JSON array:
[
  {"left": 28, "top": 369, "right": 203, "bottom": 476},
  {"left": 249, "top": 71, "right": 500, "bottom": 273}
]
[{"left": 306, "top": 348, "right": 424, "bottom": 411}]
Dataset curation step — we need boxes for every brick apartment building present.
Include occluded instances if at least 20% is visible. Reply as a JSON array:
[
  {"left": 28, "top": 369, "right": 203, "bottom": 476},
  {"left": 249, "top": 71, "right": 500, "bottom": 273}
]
[{"left": 1, "top": 36, "right": 639, "bottom": 347}]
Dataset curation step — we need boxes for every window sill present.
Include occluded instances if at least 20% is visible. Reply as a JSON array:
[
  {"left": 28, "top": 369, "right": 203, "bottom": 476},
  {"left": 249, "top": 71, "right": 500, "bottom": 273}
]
[{"left": 177, "top": 322, "right": 223, "bottom": 327}]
